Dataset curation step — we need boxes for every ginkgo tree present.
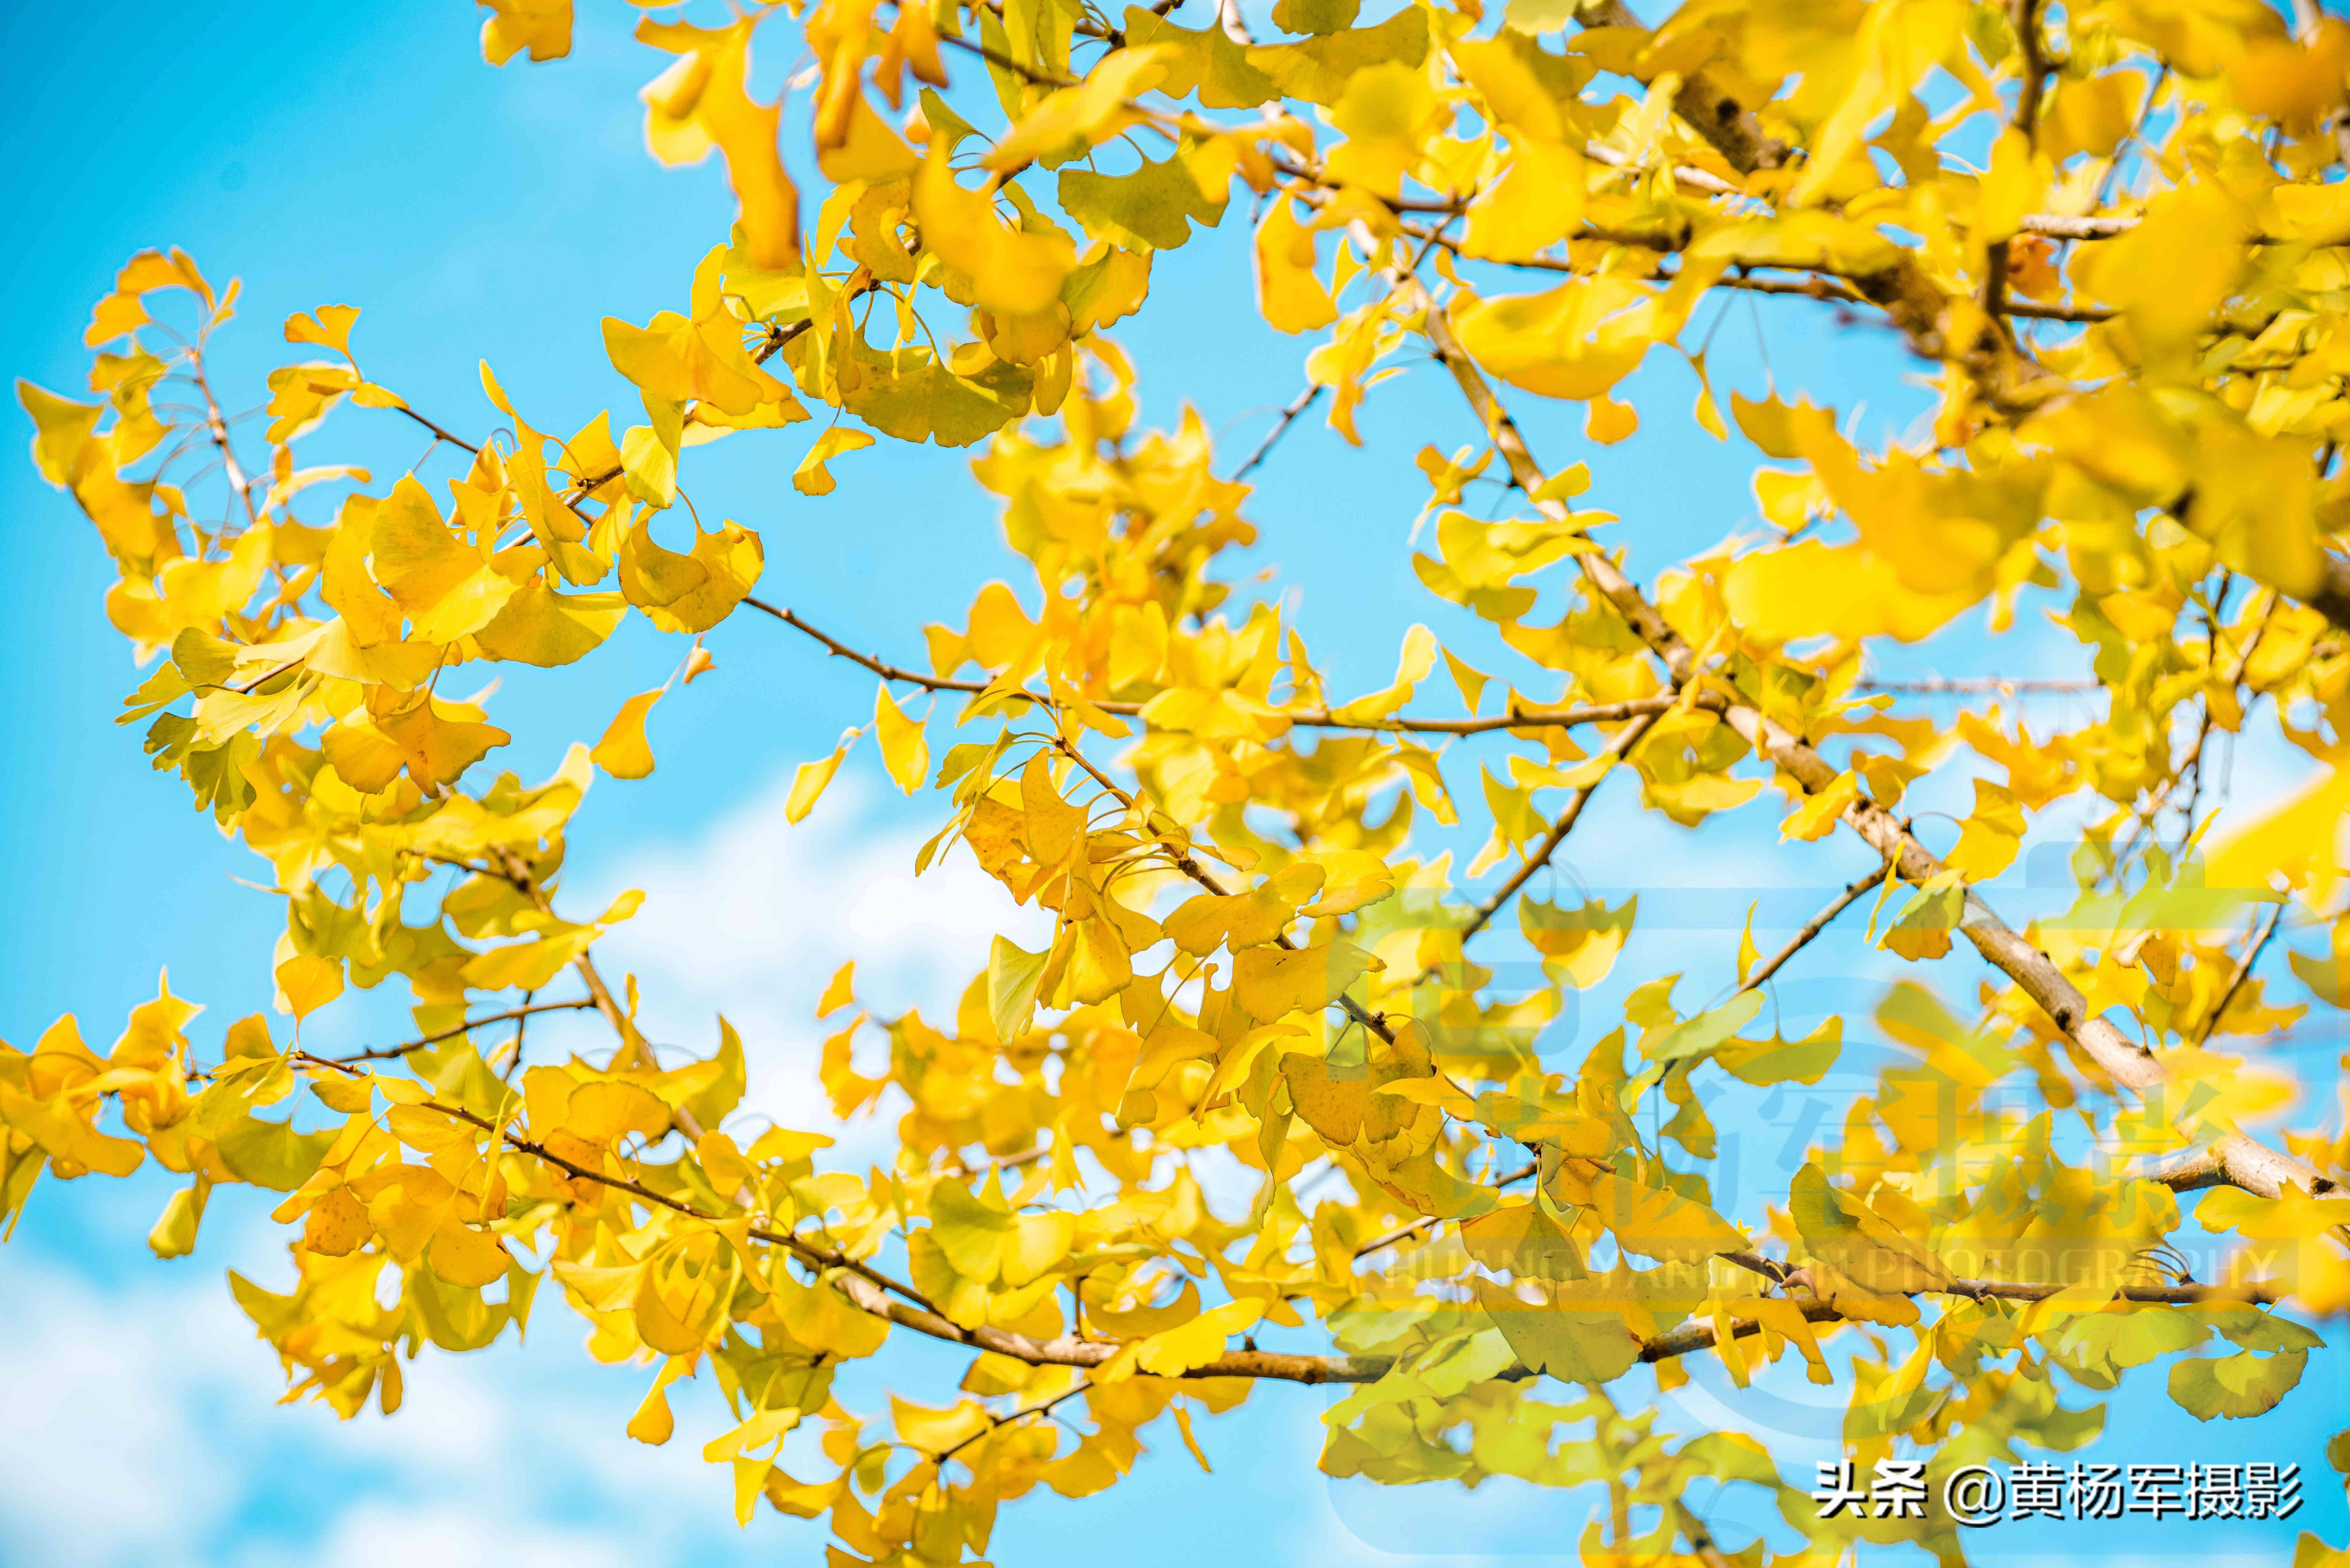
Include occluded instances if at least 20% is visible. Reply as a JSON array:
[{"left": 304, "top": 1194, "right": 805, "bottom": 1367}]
[{"left": 15, "top": 0, "right": 2350, "bottom": 1559}]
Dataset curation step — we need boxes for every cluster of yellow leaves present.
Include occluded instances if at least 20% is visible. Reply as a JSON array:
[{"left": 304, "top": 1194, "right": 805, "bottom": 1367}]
[{"left": 20, "top": 0, "right": 2350, "bottom": 1561}]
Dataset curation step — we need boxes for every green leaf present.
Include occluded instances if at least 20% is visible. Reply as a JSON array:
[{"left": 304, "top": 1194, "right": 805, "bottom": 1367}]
[
  {"left": 926, "top": 1176, "right": 1013, "bottom": 1280},
  {"left": 214, "top": 1112, "right": 336, "bottom": 1192},
  {"left": 1470, "top": 1274, "right": 1640, "bottom": 1384},
  {"left": 2051, "top": 1306, "right": 2209, "bottom": 1387},
  {"left": 1057, "top": 155, "right": 1230, "bottom": 252},
  {"left": 2210, "top": 1307, "right": 2325, "bottom": 1353},
  {"left": 1715, "top": 1017, "right": 1841, "bottom": 1085},
  {"left": 2168, "top": 1348, "right": 2308, "bottom": 1420},
  {"left": 988, "top": 935, "right": 1048, "bottom": 1041},
  {"left": 1272, "top": 0, "right": 1358, "bottom": 34},
  {"left": 1639, "top": 989, "right": 1762, "bottom": 1066}
]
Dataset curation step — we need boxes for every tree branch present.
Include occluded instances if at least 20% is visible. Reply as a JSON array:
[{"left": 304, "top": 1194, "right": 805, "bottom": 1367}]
[
  {"left": 1981, "top": 0, "right": 2052, "bottom": 320},
  {"left": 744, "top": 595, "right": 1700, "bottom": 736},
  {"left": 1451, "top": 711, "right": 1662, "bottom": 950},
  {"left": 331, "top": 998, "right": 599, "bottom": 1062},
  {"left": 1227, "top": 382, "right": 1324, "bottom": 483},
  {"left": 1588, "top": 0, "right": 1785, "bottom": 175},
  {"left": 2195, "top": 901, "right": 2286, "bottom": 1048},
  {"left": 391, "top": 403, "right": 484, "bottom": 456},
  {"left": 1401, "top": 264, "right": 2339, "bottom": 1204},
  {"left": 1739, "top": 862, "right": 1891, "bottom": 993},
  {"left": 1352, "top": 1160, "right": 1538, "bottom": 1257},
  {"left": 1049, "top": 736, "right": 1398, "bottom": 1045}
]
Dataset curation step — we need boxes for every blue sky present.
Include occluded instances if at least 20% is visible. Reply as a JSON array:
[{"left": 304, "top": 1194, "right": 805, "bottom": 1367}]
[{"left": 2, "top": 1, "right": 2343, "bottom": 1563}]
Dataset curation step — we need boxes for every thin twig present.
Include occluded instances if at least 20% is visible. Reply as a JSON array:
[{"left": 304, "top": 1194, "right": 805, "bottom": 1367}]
[
  {"left": 1352, "top": 1161, "right": 1537, "bottom": 1257},
  {"left": 1049, "top": 735, "right": 1398, "bottom": 1045},
  {"left": 1450, "top": 712, "right": 1661, "bottom": 951},
  {"left": 187, "top": 346, "right": 262, "bottom": 531},
  {"left": 2195, "top": 902, "right": 2286, "bottom": 1047},
  {"left": 333, "top": 998, "right": 599, "bottom": 1063},
  {"left": 391, "top": 403, "right": 483, "bottom": 456},
  {"left": 1226, "top": 384, "right": 1324, "bottom": 482},
  {"left": 1393, "top": 224, "right": 2333, "bottom": 1203},
  {"left": 229, "top": 657, "right": 305, "bottom": 695},
  {"left": 744, "top": 595, "right": 1699, "bottom": 736},
  {"left": 1982, "top": 0, "right": 2052, "bottom": 319},
  {"left": 935, "top": 1381, "right": 1092, "bottom": 1464},
  {"left": 1739, "top": 863, "right": 1892, "bottom": 993},
  {"left": 292, "top": 1047, "right": 945, "bottom": 1315}
]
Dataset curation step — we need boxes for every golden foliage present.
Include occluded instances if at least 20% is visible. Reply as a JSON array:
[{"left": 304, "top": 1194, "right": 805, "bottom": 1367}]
[{"left": 16, "top": 0, "right": 2350, "bottom": 1560}]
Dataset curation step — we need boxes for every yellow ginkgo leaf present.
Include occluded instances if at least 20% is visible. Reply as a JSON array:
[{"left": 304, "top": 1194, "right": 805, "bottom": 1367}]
[
  {"left": 274, "top": 954, "right": 343, "bottom": 1021},
  {"left": 794, "top": 426, "right": 877, "bottom": 496},
  {"left": 369, "top": 476, "right": 515, "bottom": 643},
  {"left": 912, "top": 151, "right": 1074, "bottom": 316},
  {"left": 591, "top": 687, "right": 664, "bottom": 780},
  {"left": 618, "top": 516, "right": 763, "bottom": 634},
  {"left": 786, "top": 727, "right": 859, "bottom": 824},
  {"left": 479, "top": 0, "right": 571, "bottom": 64},
  {"left": 872, "top": 682, "right": 928, "bottom": 794},
  {"left": 1253, "top": 197, "right": 1336, "bottom": 335}
]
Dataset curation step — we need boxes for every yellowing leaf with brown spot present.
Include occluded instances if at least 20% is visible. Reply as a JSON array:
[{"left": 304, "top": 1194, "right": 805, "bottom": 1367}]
[{"left": 303, "top": 1185, "right": 371, "bottom": 1256}]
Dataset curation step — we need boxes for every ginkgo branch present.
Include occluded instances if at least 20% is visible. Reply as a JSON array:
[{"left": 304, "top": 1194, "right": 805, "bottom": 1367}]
[
  {"left": 1226, "top": 382, "right": 1324, "bottom": 482},
  {"left": 934, "top": 1380, "right": 1093, "bottom": 1465},
  {"left": 1980, "top": 0, "right": 2053, "bottom": 320},
  {"left": 1400, "top": 258, "right": 2340, "bottom": 1204},
  {"left": 1351, "top": 1160, "right": 1538, "bottom": 1257},
  {"left": 2195, "top": 901, "right": 2286, "bottom": 1049},
  {"left": 332, "top": 998, "right": 600, "bottom": 1062},
  {"left": 187, "top": 344, "right": 263, "bottom": 531},
  {"left": 745, "top": 594, "right": 1699, "bottom": 737},
  {"left": 292, "top": 1048, "right": 947, "bottom": 1316},
  {"left": 1449, "top": 711, "right": 1662, "bottom": 951},
  {"left": 1047, "top": 734, "right": 1398, "bottom": 1045},
  {"left": 390, "top": 403, "right": 483, "bottom": 456},
  {"left": 1739, "top": 862, "right": 1893, "bottom": 994}
]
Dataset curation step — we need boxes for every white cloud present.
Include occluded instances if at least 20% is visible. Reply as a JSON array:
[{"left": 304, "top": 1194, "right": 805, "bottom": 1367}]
[
  {"left": 0, "top": 1260, "right": 241, "bottom": 1566},
  {"left": 580, "top": 765, "right": 1048, "bottom": 1152},
  {"left": 313, "top": 1504, "right": 634, "bottom": 1568}
]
